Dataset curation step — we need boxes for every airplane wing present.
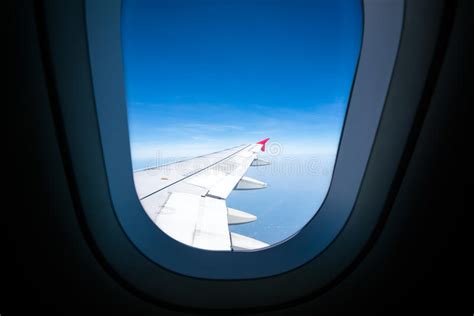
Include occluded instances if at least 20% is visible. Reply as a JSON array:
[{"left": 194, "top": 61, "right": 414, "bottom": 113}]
[{"left": 133, "top": 138, "right": 271, "bottom": 251}]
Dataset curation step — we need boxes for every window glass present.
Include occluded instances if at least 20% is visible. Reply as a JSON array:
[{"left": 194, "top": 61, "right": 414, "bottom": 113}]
[{"left": 122, "top": 0, "right": 362, "bottom": 248}]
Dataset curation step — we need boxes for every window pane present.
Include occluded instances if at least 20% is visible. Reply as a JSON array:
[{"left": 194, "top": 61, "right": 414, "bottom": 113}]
[{"left": 122, "top": 0, "right": 362, "bottom": 249}]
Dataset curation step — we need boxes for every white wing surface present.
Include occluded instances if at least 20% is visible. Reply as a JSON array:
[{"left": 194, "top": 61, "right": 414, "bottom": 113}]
[{"left": 133, "top": 138, "right": 271, "bottom": 251}]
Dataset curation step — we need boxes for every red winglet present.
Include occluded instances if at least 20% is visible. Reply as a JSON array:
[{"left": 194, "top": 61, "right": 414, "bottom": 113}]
[{"left": 256, "top": 138, "right": 270, "bottom": 152}]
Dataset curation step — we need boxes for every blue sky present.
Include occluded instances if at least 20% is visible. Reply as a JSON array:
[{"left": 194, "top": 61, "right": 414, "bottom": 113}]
[{"left": 122, "top": 0, "right": 362, "bottom": 166}]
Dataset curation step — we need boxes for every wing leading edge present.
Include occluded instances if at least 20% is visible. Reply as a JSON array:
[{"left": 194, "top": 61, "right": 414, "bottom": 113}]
[{"left": 133, "top": 138, "right": 271, "bottom": 251}]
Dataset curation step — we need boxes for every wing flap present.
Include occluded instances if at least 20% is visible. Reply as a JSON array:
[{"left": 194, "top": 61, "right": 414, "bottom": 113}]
[{"left": 155, "top": 192, "right": 231, "bottom": 250}]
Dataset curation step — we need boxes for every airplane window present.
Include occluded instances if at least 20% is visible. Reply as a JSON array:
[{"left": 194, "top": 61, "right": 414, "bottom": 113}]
[{"left": 121, "top": 0, "right": 362, "bottom": 251}]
